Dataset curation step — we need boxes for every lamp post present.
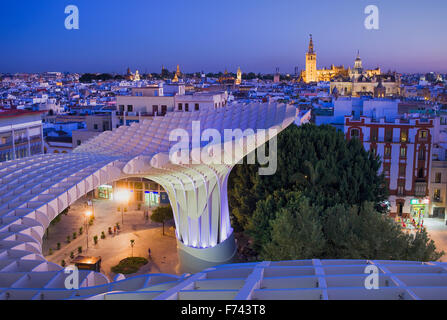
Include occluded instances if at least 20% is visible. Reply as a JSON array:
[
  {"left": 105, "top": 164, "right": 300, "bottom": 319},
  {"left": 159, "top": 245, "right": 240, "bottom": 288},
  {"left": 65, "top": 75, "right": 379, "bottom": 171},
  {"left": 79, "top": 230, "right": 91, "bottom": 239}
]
[
  {"left": 115, "top": 189, "right": 130, "bottom": 225},
  {"left": 91, "top": 196, "right": 95, "bottom": 219},
  {"left": 87, "top": 190, "right": 95, "bottom": 219},
  {"left": 85, "top": 210, "right": 92, "bottom": 250}
]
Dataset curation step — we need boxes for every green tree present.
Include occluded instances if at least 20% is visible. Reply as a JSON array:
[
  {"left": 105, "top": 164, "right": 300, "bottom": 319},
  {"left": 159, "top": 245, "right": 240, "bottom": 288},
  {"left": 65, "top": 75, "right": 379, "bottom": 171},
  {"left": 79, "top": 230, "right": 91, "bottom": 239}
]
[
  {"left": 243, "top": 72, "right": 257, "bottom": 80},
  {"left": 130, "top": 239, "right": 135, "bottom": 257},
  {"left": 229, "top": 124, "right": 443, "bottom": 262},
  {"left": 246, "top": 189, "right": 291, "bottom": 251},
  {"left": 151, "top": 206, "right": 174, "bottom": 235},
  {"left": 228, "top": 161, "right": 262, "bottom": 231},
  {"left": 229, "top": 124, "right": 388, "bottom": 231},
  {"left": 320, "top": 202, "right": 443, "bottom": 261},
  {"left": 79, "top": 73, "right": 96, "bottom": 83},
  {"left": 259, "top": 192, "right": 326, "bottom": 261}
]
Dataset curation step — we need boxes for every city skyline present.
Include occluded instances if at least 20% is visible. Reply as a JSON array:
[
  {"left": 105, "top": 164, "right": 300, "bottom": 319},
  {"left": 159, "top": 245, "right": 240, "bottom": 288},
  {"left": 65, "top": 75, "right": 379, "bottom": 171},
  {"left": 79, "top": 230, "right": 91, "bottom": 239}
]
[
  {"left": 1, "top": 0, "right": 447, "bottom": 74},
  {"left": 2, "top": 0, "right": 447, "bottom": 305}
]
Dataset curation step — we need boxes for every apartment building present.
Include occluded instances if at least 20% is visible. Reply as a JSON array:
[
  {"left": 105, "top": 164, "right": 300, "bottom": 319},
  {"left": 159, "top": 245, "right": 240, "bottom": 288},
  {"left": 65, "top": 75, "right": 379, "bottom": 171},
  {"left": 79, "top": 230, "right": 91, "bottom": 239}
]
[
  {"left": 345, "top": 115, "right": 434, "bottom": 223},
  {"left": 0, "top": 109, "right": 44, "bottom": 162},
  {"left": 428, "top": 114, "right": 447, "bottom": 220},
  {"left": 72, "top": 114, "right": 115, "bottom": 148},
  {"left": 116, "top": 83, "right": 228, "bottom": 117}
]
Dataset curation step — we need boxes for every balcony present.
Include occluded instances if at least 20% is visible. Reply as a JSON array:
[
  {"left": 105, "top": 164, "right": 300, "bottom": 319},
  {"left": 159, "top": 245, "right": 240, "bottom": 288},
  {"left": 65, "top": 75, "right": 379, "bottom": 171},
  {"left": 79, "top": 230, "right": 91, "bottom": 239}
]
[
  {"left": 432, "top": 160, "right": 447, "bottom": 168},
  {"left": 414, "top": 182, "right": 427, "bottom": 197},
  {"left": 367, "top": 137, "right": 410, "bottom": 144}
]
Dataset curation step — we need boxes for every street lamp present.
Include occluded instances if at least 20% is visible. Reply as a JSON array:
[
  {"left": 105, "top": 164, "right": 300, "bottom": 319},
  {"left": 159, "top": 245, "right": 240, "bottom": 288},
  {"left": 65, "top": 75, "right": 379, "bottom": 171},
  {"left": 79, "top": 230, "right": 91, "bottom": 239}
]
[
  {"left": 88, "top": 197, "right": 95, "bottom": 219},
  {"left": 115, "top": 189, "right": 130, "bottom": 225},
  {"left": 85, "top": 210, "right": 92, "bottom": 250}
]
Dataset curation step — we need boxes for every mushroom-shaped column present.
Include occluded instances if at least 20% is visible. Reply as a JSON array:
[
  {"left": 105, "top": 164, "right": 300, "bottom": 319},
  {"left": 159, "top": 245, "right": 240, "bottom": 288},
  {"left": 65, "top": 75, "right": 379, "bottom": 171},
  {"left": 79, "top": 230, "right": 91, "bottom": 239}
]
[
  {"left": 150, "top": 163, "right": 236, "bottom": 272},
  {"left": 122, "top": 102, "right": 298, "bottom": 272},
  {"left": 123, "top": 153, "right": 237, "bottom": 272}
]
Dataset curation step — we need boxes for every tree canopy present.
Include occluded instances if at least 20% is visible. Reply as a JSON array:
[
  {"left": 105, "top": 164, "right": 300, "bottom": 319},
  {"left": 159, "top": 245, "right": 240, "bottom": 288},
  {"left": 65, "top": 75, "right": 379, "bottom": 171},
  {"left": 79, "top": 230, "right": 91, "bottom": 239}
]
[
  {"left": 151, "top": 206, "right": 174, "bottom": 235},
  {"left": 79, "top": 73, "right": 115, "bottom": 83},
  {"left": 228, "top": 124, "right": 443, "bottom": 262}
]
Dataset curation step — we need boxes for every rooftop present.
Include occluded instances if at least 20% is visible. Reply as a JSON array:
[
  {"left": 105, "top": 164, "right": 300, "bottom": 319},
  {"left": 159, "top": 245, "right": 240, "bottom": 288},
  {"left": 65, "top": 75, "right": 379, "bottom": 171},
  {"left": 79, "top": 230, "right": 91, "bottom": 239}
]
[{"left": 0, "top": 109, "right": 44, "bottom": 118}]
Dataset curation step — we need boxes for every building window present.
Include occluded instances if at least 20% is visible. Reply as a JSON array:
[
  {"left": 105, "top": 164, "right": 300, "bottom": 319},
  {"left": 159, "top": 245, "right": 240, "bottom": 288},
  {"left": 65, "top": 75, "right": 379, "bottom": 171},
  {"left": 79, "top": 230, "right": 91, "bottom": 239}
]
[
  {"left": 134, "top": 182, "right": 143, "bottom": 190},
  {"left": 77, "top": 140, "right": 81, "bottom": 146},
  {"left": 400, "top": 146, "right": 406, "bottom": 158},
  {"left": 418, "top": 147, "right": 426, "bottom": 161},
  {"left": 195, "top": 103, "right": 199, "bottom": 111},
  {"left": 383, "top": 164, "right": 390, "bottom": 176},
  {"left": 400, "top": 129, "right": 408, "bottom": 143},
  {"left": 94, "top": 124, "right": 98, "bottom": 130},
  {"left": 185, "top": 103, "right": 189, "bottom": 112},
  {"left": 397, "top": 182, "right": 405, "bottom": 196},
  {"left": 119, "top": 105, "right": 124, "bottom": 112},
  {"left": 434, "top": 189, "right": 441, "bottom": 202},
  {"left": 136, "top": 191, "right": 143, "bottom": 202},
  {"left": 350, "top": 129, "right": 360, "bottom": 138},
  {"left": 418, "top": 168, "right": 424, "bottom": 179},
  {"left": 178, "top": 103, "right": 183, "bottom": 111},
  {"left": 385, "top": 128, "right": 393, "bottom": 142},
  {"left": 370, "top": 127, "right": 378, "bottom": 142},
  {"left": 384, "top": 146, "right": 391, "bottom": 157},
  {"left": 127, "top": 105, "right": 133, "bottom": 112},
  {"left": 436, "top": 172, "right": 442, "bottom": 183},
  {"left": 399, "top": 165, "right": 406, "bottom": 177},
  {"left": 419, "top": 130, "right": 428, "bottom": 140}
]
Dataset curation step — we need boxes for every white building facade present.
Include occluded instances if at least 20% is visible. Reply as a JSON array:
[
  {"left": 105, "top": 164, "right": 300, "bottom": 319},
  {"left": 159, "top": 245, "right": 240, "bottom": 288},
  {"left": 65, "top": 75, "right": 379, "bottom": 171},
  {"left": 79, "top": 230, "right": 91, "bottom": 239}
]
[{"left": 116, "top": 84, "right": 228, "bottom": 117}]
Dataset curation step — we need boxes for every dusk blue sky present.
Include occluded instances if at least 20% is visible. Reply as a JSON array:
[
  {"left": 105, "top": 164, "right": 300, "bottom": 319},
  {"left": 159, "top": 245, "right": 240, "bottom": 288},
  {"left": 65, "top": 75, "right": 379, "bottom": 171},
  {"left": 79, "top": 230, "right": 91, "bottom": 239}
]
[{"left": 1, "top": 0, "right": 446, "bottom": 74}]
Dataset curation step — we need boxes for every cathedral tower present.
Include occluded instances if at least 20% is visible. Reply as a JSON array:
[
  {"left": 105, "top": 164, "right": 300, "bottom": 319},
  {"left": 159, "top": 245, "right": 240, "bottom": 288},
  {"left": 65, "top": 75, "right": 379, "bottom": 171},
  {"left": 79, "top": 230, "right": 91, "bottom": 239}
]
[
  {"left": 236, "top": 67, "right": 242, "bottom": 85},
  {"left": 172, "top": 64, "right": 181, "bottom": 83},
  {"left": 351, "top": 51, "right": 364, "bottom": 81},
  {"left": 354, "top": 50, "right": 363, "bottom": 71},
  {"left": 305, "top": 34, "right": 317, "bottom": 83}
]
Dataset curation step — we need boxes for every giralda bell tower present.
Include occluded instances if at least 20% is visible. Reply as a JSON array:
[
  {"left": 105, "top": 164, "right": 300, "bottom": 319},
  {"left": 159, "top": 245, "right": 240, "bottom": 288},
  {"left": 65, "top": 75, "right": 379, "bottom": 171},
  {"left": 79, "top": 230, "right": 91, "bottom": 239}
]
[{"left": 305, "top": 34, "right": 317, "bottom": 83}]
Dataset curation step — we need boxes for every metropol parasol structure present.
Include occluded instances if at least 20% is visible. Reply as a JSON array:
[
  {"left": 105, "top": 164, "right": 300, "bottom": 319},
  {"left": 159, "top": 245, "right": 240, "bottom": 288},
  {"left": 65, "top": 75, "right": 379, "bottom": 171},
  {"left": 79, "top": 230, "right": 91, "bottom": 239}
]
[{"left": 0, "top": 102, "right": 446, "bottom": 300}]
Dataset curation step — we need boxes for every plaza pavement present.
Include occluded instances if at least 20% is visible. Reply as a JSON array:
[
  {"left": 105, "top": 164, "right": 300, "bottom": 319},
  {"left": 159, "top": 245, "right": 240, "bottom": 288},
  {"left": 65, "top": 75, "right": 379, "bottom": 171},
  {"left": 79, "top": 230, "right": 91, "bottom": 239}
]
[
  {"left": 43, "top": 197, "right": 180, "bottom": 281},
  {"left": 425, "top": 218, "right": 447, "bottom": 262}
]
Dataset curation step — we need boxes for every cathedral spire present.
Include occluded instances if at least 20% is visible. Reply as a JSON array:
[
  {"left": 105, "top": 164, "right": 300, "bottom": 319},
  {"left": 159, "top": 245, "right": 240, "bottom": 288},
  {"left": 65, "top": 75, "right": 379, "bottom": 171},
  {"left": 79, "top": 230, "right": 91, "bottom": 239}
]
[{"left": 308, "top": 34, "right": 314, "bottom": 54}]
